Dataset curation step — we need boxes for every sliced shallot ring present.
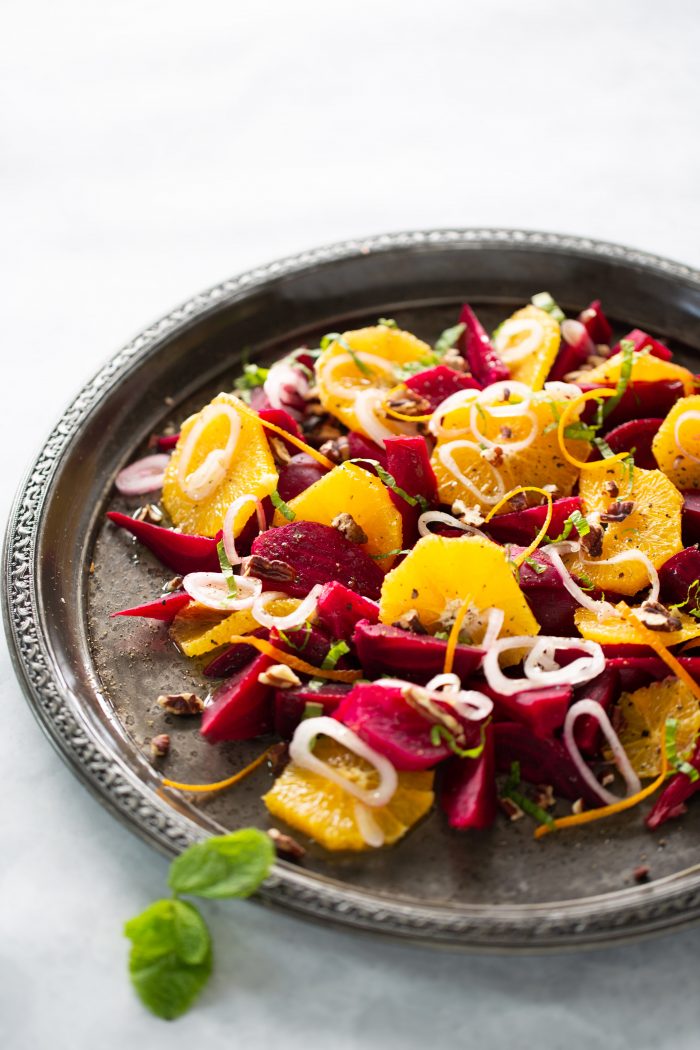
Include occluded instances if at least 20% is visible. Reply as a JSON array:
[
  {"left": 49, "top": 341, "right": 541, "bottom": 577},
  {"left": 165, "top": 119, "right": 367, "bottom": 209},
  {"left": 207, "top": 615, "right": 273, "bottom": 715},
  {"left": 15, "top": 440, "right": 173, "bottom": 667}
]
[
  {"left": 354, "top": 388, "right": 397, "bottom": 449},
  {"left": 115, "top": 453, "right": 170, "bottom": 496},
  {"left": 542, "top": 541, "right": 616, "bottom": 618},
  {"left": 481, "top": 607, "right": 504, "bottom": 651},
  {"left": 222, "top": 494, "right": 259, "bottom": 564},
  {"left": 428, "top": 388, "right": 480, "bottom": 438},
  {"left": 263, "top": 359, "right": 309, "bottom": 413},
  {"left": 482, "top": 635, "right": 605, "bottom": 696},
  {"left": 177, "top": 402, "right": 241, "bottom": 502},
  {"left": 673, "top": 409, "right": 700, "bottom": 465},
  {"left": 564, "top": 699, "right": 641, "bottom": 805},
  {"left": 252, "top": 584, "right": 322, "bottom": 630},
  {"left": 417, "top": 510, "right": 489, "bottom": 540},
  {"left": 469, "top": 400, "right": 538, "bottom": 453},
  {"left": 182, "top": 571, "right": 262, "bottom": 611},
  {"left": 493, "top": 319, "right": 544, "bottom": 366},
  {"left": 289, "top": 716, "right": 398, "bottom": 808},
  {"left": 353, "top": 801, "right": 385, "bottom": 847},
  {"left": 476, "top": 380, "right": 534, "bottom": 417},
  {"left": 437, "top": 440, "right": 506, "bottom": 506}
]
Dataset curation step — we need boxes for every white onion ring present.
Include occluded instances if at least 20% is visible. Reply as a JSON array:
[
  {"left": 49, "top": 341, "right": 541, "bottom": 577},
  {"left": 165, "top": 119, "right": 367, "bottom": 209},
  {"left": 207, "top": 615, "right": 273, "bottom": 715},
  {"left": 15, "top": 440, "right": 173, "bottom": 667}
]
[
  {"left": 354, "top": 388, "right": 396, "bottom": 448},
  {"left": 353, "top": 801, "right": 385, "bottom": 847},
  {"left": 469, "top": 400, "right": 538, "bottom": 453},
  {"left": 476, "top": 380, "right": 534, "bottom": 417},
  {"left": 674, "top": 410, "right": 700, "bottom": 465},
  {"left": 289, "top": 717, "right": 398, "bottom": 807},
  {"left": 542, "top": 541, "right": 616, "bottom": 618},
  {"left": 252, "top": 584, "right": 322, "bottom": 630},
  {"left": 564, "top": 699, "right": 641, "bottom": 805},
  {"left": 115, "top": 454, "right": 170, "bottom": 496},
  {"left": 182, "top": 571, "right": 262, "bottom": 611},
  {"left": 428, "top": 388, "right": 480, "bottom": 438},
  {"left": 481, "top": 607, "right": 505, "bottom": 651},
  {"left": 263, "top": 359, "right": 309, "bottom": 416},
  {"left": 177, "top": 402, "right": 241, "bottom": 502},
  {"left": 222, "top": 494, "right": 259, "bottom": 565},
  {"left": 323, "top": 352, "right": 396, "bottom": 399},
  {"left": 376, "top": 675, "right": 494, "bottom": 726},
  {"left": 482, "top": 635, "right": 605, "bottom": 696},
  {"left": 493, "top": 319, "right": 544, "bottom": 365},
  {"left": 417, "top": 510, "right": 489, "bottom": 540},
  {"left": 437, "top": 440, "right": 506, "bottom": 506}
]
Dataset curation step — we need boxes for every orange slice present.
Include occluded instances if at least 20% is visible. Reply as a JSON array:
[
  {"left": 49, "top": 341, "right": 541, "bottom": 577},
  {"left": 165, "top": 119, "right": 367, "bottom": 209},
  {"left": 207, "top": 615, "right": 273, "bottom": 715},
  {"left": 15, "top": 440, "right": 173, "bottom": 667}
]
[
  {"left": 614, "top": 678, "right": 700, "bottom": 778},
  {"left": 378, "top": 533, "right": 539, "bottom": 639},
  {"left": 494, "top": 305, "right": 560, "bottom": 390},
  {"left": 274, "top": 461, "right": 404, "bottom": 569},
  {"left": 315, "top": 325, "right": 433, "bottom": 439},
  {"left": 565, "top": 463, "right": 683, "bottom": 596},
  {"left": 170, "top": 598, "right": 300, "bottom": 658},
  {"left": 651, "top": 394, "right": 700, "bottom": 489},
  {"left": 263, "top": 739, "right": 434, "bottom": 851},
  {"left": 575, "top": 607, "right": 700, "bottom": 648},
  {"left": 162, "top": 392, "right": 278, "bottom": 537},
  {"left": 584, "top": 350, "right": 694, "bottom": 395}
]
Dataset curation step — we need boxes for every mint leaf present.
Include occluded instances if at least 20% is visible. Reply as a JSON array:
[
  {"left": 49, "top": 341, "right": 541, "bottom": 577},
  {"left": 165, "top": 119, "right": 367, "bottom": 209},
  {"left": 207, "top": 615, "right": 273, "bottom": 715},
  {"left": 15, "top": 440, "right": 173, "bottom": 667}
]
[
  {"left": 602, "top": 339, "right": 635, "bottom": 418},
  {"left": 321, "top": 639, "right": 350, "bottom": 670},
  {"left": 434, "top": 322, "right": 466, "bottom": 356},
  {"left": 168, "top": 829, "right": 275, "bottom": 900},
  {"left": 270, "top": 489, "right": 295, "bottom": 521},
  {"left": 217, "top": 540, "right": 238, "bottom": 597},
  {"left": 350, "top": 458, "right": 429, "bottom": 510},
  {"left": 234, "top": 363, "right": 269, "bottom": 392},
  {"left": 377, "top": 317, "right": 398, "bottom": 328},
  {"left": 124, "top": 899, "right": 212, "bottom": 1020},
  {"left": 531, "top": 291, "right": 565, "bottom": 324}
]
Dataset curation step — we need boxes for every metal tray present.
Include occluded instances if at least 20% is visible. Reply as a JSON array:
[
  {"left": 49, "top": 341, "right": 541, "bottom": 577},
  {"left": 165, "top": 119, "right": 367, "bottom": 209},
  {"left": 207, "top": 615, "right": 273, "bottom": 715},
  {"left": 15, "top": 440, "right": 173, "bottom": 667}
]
[{"left": 7, "top": 228, "right": 700, "bottom": 951}]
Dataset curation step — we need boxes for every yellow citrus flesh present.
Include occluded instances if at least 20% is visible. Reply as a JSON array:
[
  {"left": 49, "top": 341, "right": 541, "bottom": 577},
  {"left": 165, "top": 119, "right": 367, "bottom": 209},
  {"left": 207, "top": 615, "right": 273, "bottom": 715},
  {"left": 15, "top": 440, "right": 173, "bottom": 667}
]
[
  {"left": 584, "top": 350, "right": 695, "bottom": 396},
  {"left": 614, "top": 678, "right": 700, "bottom": 778},
  {"left": 274, "top": 461, "right": 404, "bottom": 569},
  {"left": 565, "top": 463, "right": 683, "bottom": 596},
  {"left": 263, "top": 739, "right": 434, "bottom": 851},
  {"left": 162, "top": 392, "right": 278, "bottom": 537},
  {"left": 170, "top": 598, "right": 299, "bottom": 657},
  {"left": 315, "top": 325, "right": 433, "bottom": 439},
  {"left": 652, "top": 394, "right": 700, "bottom": 489},
  {"left": 575, "top": 607, "right": 700, "bottom": 647},
  {"left": 498, "top": 305, "right": 561, "bottom": 391},
  {"left": 430, "top": 390, "right": 588, "bottom": 513},
  {"left": 378, "top": 533, "right": 539, "bottom": 638}
]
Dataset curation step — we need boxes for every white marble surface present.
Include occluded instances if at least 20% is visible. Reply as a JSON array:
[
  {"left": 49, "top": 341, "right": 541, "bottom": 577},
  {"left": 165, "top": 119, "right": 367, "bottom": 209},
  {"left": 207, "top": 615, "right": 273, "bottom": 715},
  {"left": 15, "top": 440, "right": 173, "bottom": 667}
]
[{"left": 3, "top": 1, "right": 700, "bottom": 1046}]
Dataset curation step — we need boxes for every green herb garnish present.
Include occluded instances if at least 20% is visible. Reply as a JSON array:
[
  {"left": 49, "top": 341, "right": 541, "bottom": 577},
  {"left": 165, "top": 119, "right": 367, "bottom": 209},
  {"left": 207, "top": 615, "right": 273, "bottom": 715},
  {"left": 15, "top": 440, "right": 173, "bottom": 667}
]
[
  {"left": 593, "top": 435, "right": 615, "bottom": 459},
  {"left": 217, "top": 540, "right": 238, "bottom": 598},
  {"left": 434, "top": 322, "right": 466, "bottom": 356},
  {"left": 544, "top": 509, "right": 589, "bottom": 544},
  {"left": 371, "top": 548, "right": 411, "bottom": 560},
  {"left": 665, "top": 719, "right": 700, "bottom": 782},
  {"left": 350, "top": 458, "right": 430, "bottom": 511},
  {"left": 302, "top": 701, "right": 324, "bottom": 719},
  {"left": 270, "top": 489, "right": 295, "bottom": 521},
  {"left": 523, "top": 556, "right": 547, "bottom": 574},
  {"left": 602, "top": 339, "right": 636, "bottom": 418},
  {"left": 377, "top": 317, "right": 398, "bottom": 329},
  {"left": 234, "top": 362, "right": 270, "bottom": 392},
  {"left": 531, "top": 291, "right": 565, "bottom": 324},
  {"left": 430, "top": 723, "right": 487, "bottom": 759},
  {"left": 321, "top": 639, "right": 351, "bottom": 670},
  {"left": 502, "top": 761, "right": 555, "bottom": 826}
]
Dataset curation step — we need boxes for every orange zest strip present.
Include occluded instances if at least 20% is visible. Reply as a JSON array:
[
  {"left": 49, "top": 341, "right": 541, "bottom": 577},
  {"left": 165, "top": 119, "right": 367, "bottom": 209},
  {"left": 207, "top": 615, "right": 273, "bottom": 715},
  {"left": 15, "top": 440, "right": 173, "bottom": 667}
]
[
  {"left": 556, "top": 388, "right": 630, "bottom": 471},
  {"left": 227, "top": 634, "right": 363, "bottom": 682},
  {"left": 484, "top": 486, "right": 553, "bottom": 568},
  {"left": 443, "top": 594, "right": 473, "bottom": 674},
  {"left": 235, "top": 397, "right": 335, "bottom": 470},
  {"left": 163, "top": 747, "right": 270, "bottom": 793}
]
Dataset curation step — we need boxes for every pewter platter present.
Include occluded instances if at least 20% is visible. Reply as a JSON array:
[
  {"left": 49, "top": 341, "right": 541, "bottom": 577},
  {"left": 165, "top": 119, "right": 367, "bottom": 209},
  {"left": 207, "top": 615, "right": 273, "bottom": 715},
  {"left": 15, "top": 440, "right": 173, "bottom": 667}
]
[{"left": 7, "top": 229, "right": 700, "bottom": 951}]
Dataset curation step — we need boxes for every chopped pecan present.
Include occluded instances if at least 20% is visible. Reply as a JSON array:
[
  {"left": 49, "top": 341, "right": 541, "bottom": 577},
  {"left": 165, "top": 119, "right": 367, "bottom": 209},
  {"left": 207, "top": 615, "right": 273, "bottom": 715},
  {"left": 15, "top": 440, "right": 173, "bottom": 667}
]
[
  {"left": 392, "top": 609, "right": 428, "bottom": 634},
  {"left": 507, "top": 491, "right": 528, "bottom": 512},
  {"left": 157, "top": 692, "right": 205, "bottom": 716},
  {"left": 481, "top": 445, "right": 504, "bottom": 467},
  {"left": 533, "top": 784, "right": 555, "bottom": 810},
  {"left": 258, "top": 664, "right": 302, "bottom": 689},
  {"left": 600, "top": 500, "right": 635, "bottom": 523},
  {"left": 246, "top": 555, "right": 297, "bottom": 582},
  {"left": 633, "top": 864, "right": 651, "bottom": 884},
  {"left": 500, "top": 425, "right": 513, "bottom": 440},
  {"left": 499, "top": 797, "right": 524, "bottom": 822},
  {"left": 134, "top": 504, "right": 163, "bottom": 523},
  {"left": 386, "top": 389, "right": 432, "bottom": 416},
  {"left": 267, "top": 741, "right": 290, "bottom": 775},
  {"left": 269, "top": 436, "right": 292, "bottom": 466},
  {"left": 441, "top": 347, "right": 467, "bottom": 372},
  {"left": 580, "top": 524, "right": 604, "bottom": 559},
  {"left": 635, "top": 600, "right": 682, "bottom": 632},
  {"left": 603, "top": 480, "right": 619, "bottom": 498},
  {"left": 149, "top": 733, "right": 170, "bottom": 759},
  {"left": 163, "top": 575, "right": 184, "bottom": 593},
  {"left": 451, "top": 499, "right": 485, "bottom": 526},
  {"left": 313, "top": 421, "right": 343, "bottom": 444},
  {"left": 332, "top": 513, "right": 368, "bottom": 545},
  {"left": 268, "top": 827, "right": 306, "bottom": 861},
  {"left": 318, "top": 435, "right": 350, "bottom": 464},
  {"left": 571, "top": 798, "right": 585, "bottom": 815}
]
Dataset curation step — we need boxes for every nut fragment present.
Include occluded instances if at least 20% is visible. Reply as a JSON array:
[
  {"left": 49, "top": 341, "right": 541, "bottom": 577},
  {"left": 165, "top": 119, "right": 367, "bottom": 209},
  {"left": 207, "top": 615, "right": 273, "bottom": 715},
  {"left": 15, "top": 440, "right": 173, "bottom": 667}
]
[
  {"left": 507, "top": 491, "right": 527, "bottom": 512},
  {"left": 635, "top": 600, "right": 682, "bottom": 633},
  {"left": 332, "top": 513, "right": 368, "bottom": 545},
  {"left": 318, "top": 435, "right": 350, "bottom": 464},
  {"left": 571, "top": 798, "right": 585, "bottom": 815},
  {"left": 268, "top": 827, "right": 306, "bottom": 861},
  {"left": 149, "top": 733, "right": 170, "bottom": 759},
  {"left": 157, "top": 693, "right": 205, "bottom": 716},
  {"left": 533, "top": 784, "right": 555, "bottom": 810},
  {"left": 267, "top": 741, "right": 290, "bottom": 775},
  {"left": 392, "top": 609, "right": 428, "bottom": 634},
  {"left": 441, "top": 347, "right": 467, "bottom": 372},
  {"left": 246, "top": 555, "right": 297, "bottom": 582},
  {"left": 603, "top": 480, "right": 619, "bottom": 498},
  {"left": 480, "top": 445, "right": 504, "bottom": 466},
  {"left": 633, "top": 864, "right": 651, "bottom": 884},
  {"left": 600, "top": 500, "right": 635, "bottom": 523},
  {"left": 580, "top": 523, "right": 604, "bottom": 559},
  {"left": 258, "top": 663, "right": 302, "bottom": 689},
  {"left": 451, "top": 499, "right": 485, "bottom": 526},
  {"left": 500, "top": 425, "right": 513, "bottom": 440},
  {"left": 163, "top": 575, "right": 184, "bottom": 593},
  {"left": 499, "top": 798, "right": 524, "bottom": 821},
  {"left": 269, "top": 436, "right": 292, "bottom": 467},
  {"left": 386, "top": 389, "right": 432, "bottom": 417}
]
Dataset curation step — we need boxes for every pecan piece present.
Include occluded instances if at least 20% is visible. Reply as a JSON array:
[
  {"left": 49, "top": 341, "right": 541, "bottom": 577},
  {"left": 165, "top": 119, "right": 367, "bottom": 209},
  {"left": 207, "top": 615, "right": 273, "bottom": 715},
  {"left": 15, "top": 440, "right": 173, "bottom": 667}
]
[
  {"left": 269, "top": 436, "right": 292, "bottom": 467},
  {"left": 163, "top": 575, "right": 184, "bottom": 593},
  {"left": 392, "top": 609, "right": 428, "bottom": 634},
  {"left": 332, "top": 513, "right": 368, "bottom": 545},
  {"left": 499, "top": 797, "right": 524, "bottom": 822},
  {"left": 268, "top": 827, "right": 306, "bottom": 861},
  {"left": 481, "top": 445, "right": 504, "bottom": 467},
  {"left": 600, "top": 500, "right": 635, "bottom": 523},
  {"left": 267, "top": 742, "right": 290, "bottom": 775},
  {"left": 386, "top": 389, "right": 431, "bottom": 416},
  {"left": 635, "top": 600, "right": 682, "bottom": 632},
  {"left": 246, "top": 555, "right": 297, "bottom": 583},
  {"left": 580, "top": 524, "right": 604, "bottom": 559},
  {"left": 149, "top": 733, "right": 170, "bottom": 759},
  {"left": 507, "top": 490, "right": 527, "bottom": 511},
  {"left": 441, "top": 347, "right": 467, "bottom": 372},
  {"left": 318, "top": 435, "right": 350, "bottom": 464},
  {"left": 258, "top": 664, "right": 302, "bottom": 689},
  {"left": 157, "top": 692, "right": 205, "bottom": 716},
  {"left": 603, "top": 480, "right": 619, "bottom": 498},
  {"left": 451, "top": 499, "right": 485, "bottom": 526}
]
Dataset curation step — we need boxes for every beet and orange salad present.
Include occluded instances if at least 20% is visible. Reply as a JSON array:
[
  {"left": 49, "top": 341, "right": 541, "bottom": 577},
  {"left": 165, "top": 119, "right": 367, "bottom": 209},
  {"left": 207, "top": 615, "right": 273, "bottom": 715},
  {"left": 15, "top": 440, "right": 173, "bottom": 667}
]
[{"left": 109, "top": 293, "right": 700, "bottom": 851}]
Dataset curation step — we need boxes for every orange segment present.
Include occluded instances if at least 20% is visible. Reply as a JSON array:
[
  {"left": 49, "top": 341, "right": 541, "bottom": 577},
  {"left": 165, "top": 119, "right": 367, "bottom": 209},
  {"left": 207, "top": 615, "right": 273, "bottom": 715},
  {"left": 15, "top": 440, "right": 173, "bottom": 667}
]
[
  {"left": 584, "top": 350, "right": 694, "bottom": 395},
  {"left": 378, "top": 533, "right": 539, "bottom": 639},
  {"left": 263, "top": 739, "right": 434, "bottom": 851},
  {"left": 575, "top": 607, "right": 700, "bottom": 647},
  {"left": 494, "top": 305, "right": 560, "bottom": 390},
  {"left": 565, "top": 463, "right": 683, "bottom": 596},
  {"left": 315, "top": 325, "right": 433, "bottom": 439},
  {"left": 274, "top": 461, "right": 403, "bottom": 569},
  {"left": 614, "top": 678, "right": 700, "bottom": 778},
  {"left": 170, "top": 598, "right": 299, "bottom": 658},
  {"left": 651, "top": 395, "right": 700, "bottom": 488},
  {"left": 162, "top": 392, "right": 278, "bottom": 537}
]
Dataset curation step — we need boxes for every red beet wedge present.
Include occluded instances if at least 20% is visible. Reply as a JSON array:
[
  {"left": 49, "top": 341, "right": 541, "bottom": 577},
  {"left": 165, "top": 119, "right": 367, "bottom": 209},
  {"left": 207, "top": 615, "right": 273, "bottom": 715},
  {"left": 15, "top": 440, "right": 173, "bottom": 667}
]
[
  {"left": 315, "top": 581, "right": 380, "bottom": 641},
  {"left": 440, "top": 724, "right": 497, "bottom": 829},
  {"left": 682, "top": 492, "right": 700, "bottom": 545},
  {"left": 405, "top": 365, "right": 480, "bottom": 411},
  {"left": 277, "top": 453, "right": 329, "bottom": 502},
  {"left": 384, "top": 435, "right": 438, "bottom": 545},
  {"left": 647, "top": 738, "right": 700, "bottom": 829},
  {"left": 200, "top": 651, "right": 275, "bottom": 742},
  {"left": 107, "top": 511, "right": 221, "bottom": 574},
  {"left": 111, "top": 590, "right": 191, "bottom": 622},
  {"left": 612, "top": 329, "right": 672, "bottom": 362},
  {"left": 578, "top": 299, "right": 612, "bottom": 345},
  {"left": 274, "top": 683, "right": 351, "bottom": 739},
  {"left": 484, "top": 497, "right": 582, "bottom": 547},
  {"left": 458, "top": 304, "right": 509, "bottom": 385},
  {"left": 353, "top": 620, "right": 483, "bottom": 683},
  {"left": 603, "top": 418, "right": 663, "bottom": 469}
]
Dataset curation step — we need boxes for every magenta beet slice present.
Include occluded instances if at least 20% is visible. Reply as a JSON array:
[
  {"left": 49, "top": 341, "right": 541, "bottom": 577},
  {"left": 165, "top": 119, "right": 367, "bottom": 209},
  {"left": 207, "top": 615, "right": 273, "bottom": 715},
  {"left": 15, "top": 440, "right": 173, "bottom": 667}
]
[
  {"left": 493, "top": 722, "right": 603, "bottom": 806},
  {"left": 580, "top": 380, "right": 684, "bottom": 430},
  {"left": 572, "top": 668, "right": 620, "bottom": 757},
  {"left": 604, "top": 417, "right": 663, "bottom": 469},
  {"left": 111, "top": 590, "right": 191, "bottom": 622},
  {"left": 578, "top": 300, "right": 612, "bottom": 345},
  {"left": 201, "top": 651, "right": 274, "bottom": 742},
  {"left": 612, "top": 329, "right": 672, "bottom": 362},
  {"left": 440, "top": 724, "right": 496, "bottom": 829},
  {"left": 202, "top": 628, "right": 268, "bottom": 678},
  {"left": 274, "top": 683, "right": 351, "bottom": 739},
  {"left": 405, "top": 364, "right": 480, "bottom": 410},
  {"left": 273, "top": 621, "right": 346, "bottom": 669},
  {"left": 353, "top": 620, "right": 483, "bottom": 683},
  {"left": 107, "top": 511, "right": 221, "bottom": 573},
  {"left": 547, "top": 321, "right": 595, "bottom": 383},
  {"left": 682, "top": 492, "right": 700, "bottom": 545},
  {"left": 315, "top": 581, "right": 379, "bottom": 641},
  {"left": 383, "top": 435, "right": 438, "bottom": 544},
  {"left": 334, "top": 683, "right": 453, "bottom": 770},
  {"left": 605, "top": 655, "right": 700, "bottom": 693},
  {"left": 154, "top": 432, "right": 180, "bottom": 451},
  {"left": 458, "top": 304, "right": 509, "bottom": 385},
  {"left": 484, "top": 497, "right": 581, "bottom": 547},
  {"left": 464, "top": 678, "right": 572, "bottom": 738},
  {"left": 251, "top": 521, "right": 384, "bottom": 600},
  {"left": 277, "top": 453, "right": 329, "bottom": 502},
  {"left": 659, "top": 547, "right": 700, "bottom": 607},
  {"left": 347, "top": 431, "right": 388, "bottom": 468},
  {"left": 513, "top": 549, "right": 581, "bottom": 636},
  {"left": 647, "top": 738, "right": 700, "bottom": 829}
]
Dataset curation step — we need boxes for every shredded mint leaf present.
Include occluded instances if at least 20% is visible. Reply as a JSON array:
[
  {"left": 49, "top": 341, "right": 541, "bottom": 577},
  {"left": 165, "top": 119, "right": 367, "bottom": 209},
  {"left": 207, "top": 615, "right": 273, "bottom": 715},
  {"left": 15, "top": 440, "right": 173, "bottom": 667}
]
[
  {"left": 621, "top": 453, "right": 635, "bottom": 494},
  {"left": 278, "top": 621, "right": 312, "bottom": 652},
  {"left": 601, "top": 339, "right": 636, "bottom": 418},
  {"left": 523, "top": 555, "right": 547, "bottom": 574},
  {"left": 270, "top": 490, "right": 295, "bottom": 521},
  {"left": 217, "top": 540, "right": 238, "bottom": 598},
  {"left": 502, "top": 761, "right": 554, "bottom": 826},
  {"left": 434, "top": 322, "right": 466, "bottom": 356},
  {"left": 168, "top": 829, "right": 275, "bottom": 900},
  {"left": 568, "top": 510, "right": 590, "bottom": 537},
  {"left": 564, "top": 421, "right": 599, "bottom": 442},
  {"left": 321, "top": 639, "right": 350, "bottom": 670},
  {"left": 350, "top": 458, "right": 429, "bottom": 510},
  {"left": 665, "top": 719, "right": 700, "bottom": 782},
  {"left": 531, "top": 291, "right": 565, "bottom": 324},
  {"left": 371, "top": 547, "right": 410, "bottom": 560},
  {"left": 576, "top": 571, "right": 595, "bottom": 591},
  {"left": 124, "top": 899, "right": 212, "bottom": 1020},
  {"left": 593, "top": 435, "right": 615, "bottom": 459},
  {"left": 302, "top": 701, "right": 324, "bottom": 719},
  {"left": 393, "top": 356, "right": 439, "bottom": 380},
  {"left": 430, "top": 723, "right": 487, "bottom": 759},
  {"left": 377, "top": 317, "right": 398, "bottom": 329},
  {"left": 234, "top": 363, "right": 269, "bottom": 392}
]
